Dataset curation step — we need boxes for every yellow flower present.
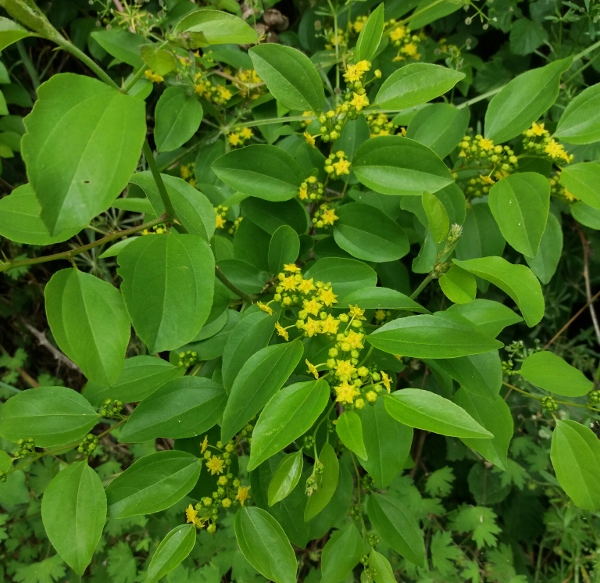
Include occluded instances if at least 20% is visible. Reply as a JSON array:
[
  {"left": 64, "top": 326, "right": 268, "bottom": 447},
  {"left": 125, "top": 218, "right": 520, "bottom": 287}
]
[
  {"left": 257, "top": 301, "right": 273, "bottom": 316},
  {"left": 280, "top": 275, "right": 298, "bottom": 291},
  {"left": 335, "top": 381, "right": 360, "bottom": 404},
  {"left": 303, "top": 298, "right": 322, "bottom": 316},
  {"left": 284, "top": 263, "right": 301, "bottom": 273},
  {"left": 332, "top": 158, "right": 351, "bottom": 175},
  {"left": 335, "top": 359, "right": 357, "bottom": 379},
  {"left": 321, "top": 209, "right": 339, "bottom": 226},
  {"left": 318, "top": 287, "right": 338, "bottom": 306},
  {"left": 200, "top": 435, "right": 209, "bottom": 454},
  {"left": 479, "top": 138, "right": 494, "bottom": 151},
  {"left": 144, "top": 70, "right": 164, "bottom": 83},
  {"left": 236, "top": 485, "right": 251, "bottom": 506},
  {"left": 240, "top": 127, "right": 253, "bottom": 140},
  {"left": 228, "top": 133, "right": 242, "bottom": 146},
  {"left": 350, "top": 92, "right": 369, "bottom": 112},
  {"left": 401, "top": 42, "right": 419, "bottom": 57},
  {"left": 345, "top": 330, "right": 365, "bottom": 350},
  {"left": 375, "top": 309, "right": 386, "bottom": 322},
  {"left": 381, "top": 371, "right": 392, "bottom": 393},
  {"left": 480, "top": 175, "right": 495, "bottom": 186},
  {"left": 304, "top": 132, "right": 316, "bottom": 147},
  {"left": 545, "top": 140, "right": 571, "bottom": 162},
  {"left": 275, "top": 322, "right": 289, "bottom": 341},
  {"left": 297, "top": 278, "right": 316, "bottom": 294},
  {"left": 563, "top": 188, "right": 576, "bottom": 202},
  {"left": 186, "top": 504, "right": 198, "bottom": 524},
  {"left": 531, "top": 122, "right": 545, "bottom": 136},
  {"left": 390, "top": 25, "right": 407, "bottom": 43},
  {"left": 194, "top": 82, "right": 206, "bottom": 95},
  {"left": 320, "top": 314, "right": 339, "bottom": 335},
  {"left": 215, "top": 214, "right": 226, "bottom": 229},
  {"left": 206, "top": 455, "right": 225, "bottom": 475},
  {"left": 303, "top": 318, "right": 321, "bottom": 337},
  {"left": 348, "top": 305, "right": 366, "bottom": 320},
  {"left": 306, "top": 359, "right": 319, "bottom": 379},
  {"left": 344, "top": 64, "right": 362, "bottom": 82},
  {"left": 299, "top": 184, "right": 308, "bottom": 200},
  {"left": 216, "top": 85, "right": 232, "bottom": 101}
]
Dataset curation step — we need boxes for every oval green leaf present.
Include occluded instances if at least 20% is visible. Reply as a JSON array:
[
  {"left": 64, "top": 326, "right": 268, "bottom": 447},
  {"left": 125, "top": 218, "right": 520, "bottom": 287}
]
[
  {"left": 335, "top": 410, "right": 367, "bottom": 460},
  {"left": 155, "top": 86, "right": 203, "bottom": 153},
  {"left": 355, "top": 4, "right": 384, "bottom": 62},
  {"left": 268, "top": 225, "right": 301, "bottom": 274},
  {"left": 555, "top": 83, "right": 600, "bottom": 144},
  {"left": 305, "top": 442, "right": 339, "bottom": 522},
  {"left": 268, "top": 451, "right": 304, "bottom": 507},
  {"left": 174, "top": 10, "right": 258, "bottom": 47},
  {"left": 147, "top": 524, "right": 197, "bottom": 583},
  {"left": 321, "top": 523, "right": 364, "bottom": 583},
  {"left": 560, "top": 162, "right": 600, "bottom": 210},
  {"left": 340, "top": 287, "right": 426, "bottom": 312}
]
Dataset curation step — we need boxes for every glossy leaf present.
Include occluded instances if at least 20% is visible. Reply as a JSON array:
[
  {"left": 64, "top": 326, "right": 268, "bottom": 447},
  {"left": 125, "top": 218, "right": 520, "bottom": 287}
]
[
  {"left": 41, "top": 462, "right": 106, "bottom": 575},
  {"left": 484, "top": 58, "right": 571, "bottom": 143},
  {"left": 147, "top": 524, "right": 196, "bottom": 583},
  {"left": 333, "top": 202, "right": 409, "bottom": 262},
  {"left": 369, "top": 550, "right": 396, "bottom": 583},
  {"left": 384, "top": 389, "right": 493, "bottom": 438},
  {"left": 375, "top": 63, "right": 464, "bottom": 109},
  {"left": 571, "top": 201, "right": 600, "bottom": 229},
  {"left": 321, "top": 523, "right": 364, "bottom": 583},
  {"left": 268, "top": 225, "right": 300, "bottom": 273},
  {"left": 221, "top": 340, "right": 304, "bottom": 442},
  {"left": 120, "top": 377, "right": 226, "bottom": 442},
  {"left": 234, "top": 507, "right": 297, "bottom": 583},
  {"left": 155, "top": 86, "right": 203, "bottom": 152},
  {"left": 367, "top": 493, "right": 425, "bottom": 566},
  {"left": 304, "top": 258, "right": 378, "bottom": 302},
  {"left": 241, "top": 197, "right": 308, "bottom": 235},
  {"left": 45, "top": 268, "right": 130, "bottom": 386},
  {"left": 305, "top": 442, "right": 339, "bottom": 521},
  {"left": 22, "top": 73, "right": 146, "bottom": 234},
  {"left": 335, "top": 410, "right": 367, "bottom": 459},
  {"left": 422, "top": 191, "right": 449, "bottom": 243},
  {"left": 268, "top": 451, "right": 304, "bottom": 507},
  {"left": 0, "top": 387, "right": 99, "bottom": 447},
  {"left": 248, "top": 379, "right": 329, "bottom": 470},
  {"left": 453, "top": 256, "right": 545, "bottom": 327},
  {"left": 355, "top": 4, "right": 384, "bottom": 62},
  {"left": 444, "top": 299, "right": 522, "bottom": 337},
  {"left": 455, "top": 202, "right": 506, "bottom": 261},
  {"left": 367, "top": 314, "right": 502, "bottom": 358},
  {"left": 439, "top": 265, "right": 477, "bottom": 304},
  {"left": 90, "top": 29, "right": 148, "bottom": 67},
  {"left": 249, "top": 44, "right": 324, "bottom": 113},
  {"left": 340, "top": 287, "right": 426, "bottom": 312},
  {"left": 353, "top": 136, "right": 454, "bottom": 195},
  {"left": 106, "top": 451, "right": 201, "bottom": 518},
  {"left": 212, "top": 145, "right": 304, "bottom": 201},
  {"left": 0, "top": 17, "right": 33, "bottom": 51},
  {"left": 118, "top": 234, "right": 215, "bottom": 353},
  {"left": 174, "top": 10, "right": 258, "bottom": 47},
  {"left": 519, "top": 351, "right": 593, "bottom": 397},
  {"left": 488, "top": 173, "right": 550, "bottom": 256},
  {"left": 556, "top": 83, "right": 600, "bottom": 144},
  {"left": 525, "top": 213, "right": 562, "bottom": 284},
  {"left": 560, "top": 162, "right": 600, "bottom": 210}
]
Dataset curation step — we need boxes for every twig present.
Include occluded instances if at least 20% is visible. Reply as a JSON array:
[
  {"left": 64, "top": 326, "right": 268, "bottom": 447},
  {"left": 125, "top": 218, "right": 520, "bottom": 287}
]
[
  {"left": 22, "top": 322, "right": 80, "bottom": 372},
  {"left": 575, "top": 224, "right": 600, "bottom": 347},
  {"left": 409, "top": 430, "right": 427, "bottom": 480}
]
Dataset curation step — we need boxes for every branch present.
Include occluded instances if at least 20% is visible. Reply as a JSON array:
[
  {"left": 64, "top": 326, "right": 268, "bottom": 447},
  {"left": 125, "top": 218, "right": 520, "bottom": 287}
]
[
  {"left": 22, "top": 322, "right": 80, "bottom": 372},
  {"left": 575, "top": 223, "right": 600, "bottom": 347}
]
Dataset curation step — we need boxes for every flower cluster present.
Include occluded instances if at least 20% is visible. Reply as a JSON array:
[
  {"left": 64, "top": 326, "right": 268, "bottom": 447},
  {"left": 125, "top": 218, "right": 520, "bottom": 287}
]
[
  {"left": 177, "top": 349, "right": 199, "bottom": 368},
  {"left": 312, "top": 204, "right": 339, "bottom": 229},
  {"left": 141, "top": 223, "right": 167, "bottom": 235},
  {"left": 523, "top": 122, "right": 573, "bottom": 165},
  {"left": 227, "top": 127, "right": 253, "bottom": 147},
  {"left": 13, "top": 438, "right": 35, "bottom": 459},
  {"left": 324, "top": 151, "right": 351, "bottom": 178},
  {"left": 541, "top": 396, "right": 559, "bottom": 412},
  {"left": 77, "top": 433, "right": 99, "bottom": 456},
  {"left": 366, "top": 113, "right": 400, "bottom": 138},
  {"left": 193, "top": 73, "right": 233, "bottom": 105},
  {"left": 386, "top": 21, "right": 422, "bottom": 61},
  {"left": 324, "top": 28, "right": 347, "bottom": 50},
  {"left": 144, "top": 70, "right": 164, "bottom": 84},
  {"left": 298, "top": 176, "right": 325, "bottom": 202},
  {"left": 214, "top": 205, "right": 229, "bottom": 230},
  {"left": 233, "top": 68, "right": 264, "bottom": 100},
  {"left": 549, "top": 175, "right": 577, "bottom": 203},
  {"left": 179, "top": 162, "right": 196, "bottom": 187},
  {"left": 99, "top": 399, "right": 123, "bottom": 419}
]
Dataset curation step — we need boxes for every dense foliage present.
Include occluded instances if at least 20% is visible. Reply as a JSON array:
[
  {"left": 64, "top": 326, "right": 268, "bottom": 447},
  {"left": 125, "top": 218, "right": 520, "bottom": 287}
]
[{"left": 0, "top": 0, "right": 600, "bottom": 581}]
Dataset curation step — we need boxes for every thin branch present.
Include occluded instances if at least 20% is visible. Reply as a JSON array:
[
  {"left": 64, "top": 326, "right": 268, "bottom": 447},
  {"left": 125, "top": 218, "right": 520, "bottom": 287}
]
[
  {"left": 22, "top": 322, "right": 80, "bottom": 372},
  {"left": 575, "top": 223, "right": 600, "bottom": 347}
]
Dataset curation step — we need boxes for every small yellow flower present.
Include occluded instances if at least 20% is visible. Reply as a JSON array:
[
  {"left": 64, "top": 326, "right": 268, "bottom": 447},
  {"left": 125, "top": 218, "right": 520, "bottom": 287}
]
[
  {"left": 257, "top": 301, "right": 273, "bottom": 316},
  {"left": 236, "top": 485, "right": 251, "bottom": 506},
  {"left": 332, "top": 158, "right": 351, "bottom": 175},
  {"left": 206, "top": 455, "right": 225, "bottom": 475},
  {"left": 320, "top": 314, "right": 339, "bottom": 335},
  {"left": 335, "top": 359, "right": 357, "bottom": 379},
  {"left": 545, "top": 140, "right": 571, "bottom": 162},
  {"left": 335, "top": 381, "right": 361, "bottom": 404},
  {"left": 381, "top": 371, "right": 392, "bottom": 393},
  {"left": 344, "top": 64, "right": 362, "bottom": 82},
  {"left": 350, "top": 92, "right": 369, "bottom": 112},
  {"left": 200, "top": 435, "right": 209, "bottom": 454},
  {"left": 400, "top": 42, "right": 419, "bottom": 57},
  {"left": 215, "top": 214, "right": 226, "bottom": 229},
  {"left": 479, "top": 138, "right": 494, "bottom": 151},
  {"left": 144, "top": 70, "right": 164, "bottom": 83},
  {"left": 306, "top": 359, "right": 319, "bottom": 379},
  {"left": 355, "top": 60, "right": 371, "bottom": 73},
  {"left": 303, "top": 318, "right": 321, "bottom": 337},
  {"left": 297, "top": 278, "right": 316, "bottom": 294},
  {"left": 186, "top": 504, "right": 198, "bottom": 524},
  {"left": 348, "top": 305, "right": 366, "bottom": 320},
  {"left": 318, "top": 287, "right": 338, "bottom": 306},
  {"left": 240, "top": 127, "right": 253, "bottom": 140},
  {"left": 321, "top": 209, "right": 339, "bottom": 226},
  {"left": 531, "top": 122, "right": 545, "bottom": 136},
  {"left": 280, "top": 275, "right": 298, "bottom": 291},
  {"left": 228, "top": 133, "right": 242, "bottom": 146},
  {"left": 480, "top": 175, "right": 495, "bottom": 186},
  {"left": 390, "top": 25, "right": 407, "bottom": 43},
  {"left": 216, "top": 85, "right": 232, "bottom": 101},
  {"left": 303, "top": 298, "right": 322, "bottom": 316},
  {"left": 299, "top": 184, "right": 308, "bottom": 200},
  {"left": 345, "top": 330, "right": 365, "bottom": 350},
  {"left": 284, "top": 263, "right": 301, "bottom": 273},
  {"left": 304, "top": 132, "right": 316, "bottom": 147},
  {"left": 275, "top": 322, "right": 289, "bottom": 341}
]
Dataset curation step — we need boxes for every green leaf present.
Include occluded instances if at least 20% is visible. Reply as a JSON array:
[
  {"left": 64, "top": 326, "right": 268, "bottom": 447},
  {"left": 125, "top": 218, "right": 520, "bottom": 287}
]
[
  {"left": 455, "top": 202, "right": 506, "bottom": 261},
  {"left": 147, "top": 524, "right": 196, "bottom": 583},
  {"left": 358, "top": 398, "right": 413, "bottom": 487},
  {"left": 355, "top": 4, "right": 384, "bottom": 62},
  {"left": 369, "top": 550, "right": 396, "bottom": 583},
  {"left": 140, "top": 45, "right": 177, "bottom": 76},
  {"left": 551, "top": 420, "right": 600, "bottom": 511},
  {"left": 556, "top": 83, "right": 600, "bottom": 144},
  {"left": 384, "top": 389, "right": 493, "bottom": 438},
  {"left": 453, "top": 257, "right": 545, "bottom": 327},
  {"left": 488, "top": 173, "right": 550, "bottom": 256},
  {"left": 106, "top": 451, "right": 201, "bottom": 518},
  {"left": 305, "top": 442, "right": 339, "bottom": 521},
  {"left": 212, "top": 145, "right": 304, "bottom": 201},
  {"left": 155, "top": 87, "right": 203, "bottom": 153},
  {"left": 0, "top": 451, "right": 12, "bottom": 473},
  {"left": 0, "top": 386, "right": 99, "bottom": 447},
  {"left": 353, "top": 136, "right": 454, "bottom": 195},
  {"left": 0, "top": 184, "right": 80, "bottom": 245},
  {"left": 333, "top": 202, "right": 409, "bottom": 262},
  {"left": 422, "top": 191, "right": 449, "bottom": 244},
  {"left": 0, "top": 17, "right": 34, "bottom": 51},
  {"left": 509, "top": 18, "right": 548, "bottom": 55},
  {"left": 525, "top": 213, "right": 562, "bottom": 284},
  {"left": 45, "top": 268, "right": 130, "bottom": 386},
  {"left": 234, "top": 507, "right": 297, "bottom": 583},
  {"left": 340, "top": 287, "right": 426, "bottom": 312},
  {"left": 445, "top": 299, "right": 522, "bottom": 337},
  {"left": 118, "top": 234, "right": 215, "bottom": 353},
  {"left": 22, "top": 73, "right": 146, "bottom": 234},
  {"left": 335, "top": 410, "right": 367, "bottom": 459},
  {"left": 560, "top": 162, "right": 600, "bottom": 210},
  {"left": 83, "top": 355, "right": 184, "bottom": 406},
  {"left": 248, "top": 379, "right": 329, "bottom": 470},
  {"left": 241, "top": 197, "right": 308, "bottom": 235},
  {"left": 268, "top": 451, "right": 304, "bottom": 507},
  {"left": 174, "top": 10, "right": 258, "bottom": 48},
  {"left": 321, "top": 523, "right": 364, "bottom": 583},
  {"left": 408, "top": 0, "right": 467, "bottom": 28},
  {"left": 367, "top": 493, "right": 425, "bottom": 567},
  {"left": 375, "top": 63, "right": 464, "bottom": 109},
  {"left": 120, "top": 377, "right": 226, "bottom": 442},
  {"left": 519, "top": 351, "right": 593, "bottom": 397},
  {"left": 221, "top": 340, "right": 304, "bottom": 443},
  {"left": 41, "top": 462, "right": 106, "bottom": 575},
  {"left": 484, "top": 58, "right": 571, "bottom": 143},
  {"left": 453, "top": 388, "right": 513, "bottom": 470},
  {"left": 367, "top": 314, "right": 502, "bottom": 358},
  {"left": 249, "top": 44, "right": 324, "bottom": 113},
  {"left": 90, "top": 29, "right": 149, "bottom": 67},
  {"left": 268, "top": 225, "right": 300, "bottom": 273},
  {"left": 304, "top": 258, "right": 377, "bottom": 302},
  {"left": 571, "top": 201, "right": 600, "bottom": 229},
  {"left": 222, "top": 311, "right": 277, "bottom": 392},
  {"left": 439, "top": 265, "right": 477, "bottom": 304}
]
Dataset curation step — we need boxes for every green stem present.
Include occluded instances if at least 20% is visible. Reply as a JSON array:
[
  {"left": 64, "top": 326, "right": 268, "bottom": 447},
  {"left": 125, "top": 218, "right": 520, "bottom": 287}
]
[
  {"left": 503, "top": 381, "right": 600, "bottom": 413},
  {"left": 410, "top": 274, "right": 433, "bottom": 300},
  {"left": 0, "top": 215, "right": 166, "bottom": 274},
  {"left": 16, "top": 40, "right": 40, "bottom": 90},
  {"left": 122, "top": 65, "right": 149, "bottom": 94},
  {"left": 572, "top": 38, "right": 600, "bottom": 62},
  {"left": 142, "top": 140, "right": 175, "bottom": 221},
  {"left": 456, "top": 86, "right": 503, "bottom": 109},
  {"left": 0, "top": 380, "right": 21, "bottom": 394},
  {"left": 215, "top": 265, "right": 255, "bottom": 303}
]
